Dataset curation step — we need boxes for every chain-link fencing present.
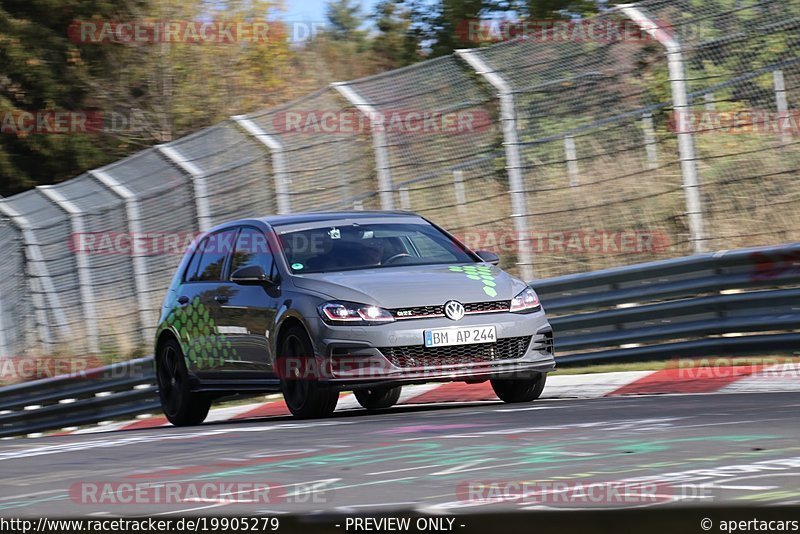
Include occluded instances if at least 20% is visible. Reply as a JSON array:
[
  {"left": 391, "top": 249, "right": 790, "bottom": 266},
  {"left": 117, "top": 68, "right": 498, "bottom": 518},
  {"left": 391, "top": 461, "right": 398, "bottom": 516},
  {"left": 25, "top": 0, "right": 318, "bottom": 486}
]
[{"left": 1, "top": 0, "right": 798, "bottom": 358}]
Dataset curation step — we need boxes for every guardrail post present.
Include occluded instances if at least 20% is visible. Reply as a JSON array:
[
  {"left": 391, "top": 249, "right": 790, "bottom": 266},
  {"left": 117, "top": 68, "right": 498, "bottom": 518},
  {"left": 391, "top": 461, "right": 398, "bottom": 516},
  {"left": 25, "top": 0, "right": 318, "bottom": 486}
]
[
  {"left": 331, "top": 82, "right": 395, "bottom": 210},
  {"left": 456, "top": 49, "right": 535, "bottom": 280},
  {"left": 619, "top": 5, "right": 706, "bottom": 254},
  {"left": 231, "top": 115, "right": 293, "bottom": 214},
  {"left": 0, "top": 202, "right": 69, "bottom": 351},
  {"left": 156, "top": 144, "right": 213, "bottom": 232},
  {"left": 90, "top": 170, "right": 155, "bottom": 347},
  {"left": 38, "top": 186, "right": 100, "bottom": 354}
]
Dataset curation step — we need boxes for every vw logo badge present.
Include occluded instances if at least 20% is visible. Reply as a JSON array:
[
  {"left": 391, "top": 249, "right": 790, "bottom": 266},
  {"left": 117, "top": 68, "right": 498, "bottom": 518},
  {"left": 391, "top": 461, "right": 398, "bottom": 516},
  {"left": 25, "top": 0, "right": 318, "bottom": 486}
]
[{"left": 444, "top": 300, "right": 465, "bottom": 321}]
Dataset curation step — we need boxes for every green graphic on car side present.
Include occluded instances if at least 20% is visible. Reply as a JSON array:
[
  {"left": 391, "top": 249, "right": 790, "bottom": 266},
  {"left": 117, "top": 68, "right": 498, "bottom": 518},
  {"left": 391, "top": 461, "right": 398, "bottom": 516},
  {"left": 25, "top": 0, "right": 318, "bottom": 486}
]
[
  {"left": 165, "top": 297, "right": 233, "bottom": 370},
  {"left": 448, "top": 264, "right": 498, "bottom": 297}
]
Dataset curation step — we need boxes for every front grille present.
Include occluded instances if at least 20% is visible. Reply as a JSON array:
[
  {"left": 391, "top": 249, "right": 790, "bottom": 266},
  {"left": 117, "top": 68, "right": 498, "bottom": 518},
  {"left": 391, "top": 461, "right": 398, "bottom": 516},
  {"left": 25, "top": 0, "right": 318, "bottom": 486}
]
[
  {"left": 379, "top": 336, "right": 532, "bottom": 368},
  {"left": 391, "top": 305, "right": 443, "bottom": 319},
  {"left": 390, "top": 300, "right": 511, "bottom": 319},
  {"left": 465, "top": 301, "right": 511, "bottom": 313}
]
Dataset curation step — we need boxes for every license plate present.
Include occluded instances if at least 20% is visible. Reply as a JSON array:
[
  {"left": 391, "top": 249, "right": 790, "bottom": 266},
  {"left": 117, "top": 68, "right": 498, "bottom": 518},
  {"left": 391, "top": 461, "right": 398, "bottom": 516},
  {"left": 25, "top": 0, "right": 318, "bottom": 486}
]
[{"left": 424, "top": 325, "right": 497, "bottom": 348}]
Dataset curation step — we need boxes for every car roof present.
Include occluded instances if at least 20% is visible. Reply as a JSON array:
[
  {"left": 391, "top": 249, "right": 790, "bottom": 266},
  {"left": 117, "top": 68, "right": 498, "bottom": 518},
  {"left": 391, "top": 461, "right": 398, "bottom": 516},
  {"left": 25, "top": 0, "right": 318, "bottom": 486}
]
[{"left": 257, "top": 211, "right": 424, "bottom": 227}]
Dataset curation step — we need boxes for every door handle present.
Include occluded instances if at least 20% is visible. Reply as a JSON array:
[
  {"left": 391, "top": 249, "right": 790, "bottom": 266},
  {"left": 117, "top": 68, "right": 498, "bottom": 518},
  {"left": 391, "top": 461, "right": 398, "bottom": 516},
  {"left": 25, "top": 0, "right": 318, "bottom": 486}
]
[
  {"left": 177, "top": 296, "right": 190, "bottom": 306},
  {"left": 215, "top": 295, "right": 230, "bottom": 304}
]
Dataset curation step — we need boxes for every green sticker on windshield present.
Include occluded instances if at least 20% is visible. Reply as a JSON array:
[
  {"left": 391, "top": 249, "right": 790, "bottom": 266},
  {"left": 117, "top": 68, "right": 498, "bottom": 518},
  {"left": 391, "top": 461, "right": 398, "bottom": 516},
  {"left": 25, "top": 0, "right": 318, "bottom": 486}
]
[{"left": 292, "top": 263, "right": 304, "bottom": 270}]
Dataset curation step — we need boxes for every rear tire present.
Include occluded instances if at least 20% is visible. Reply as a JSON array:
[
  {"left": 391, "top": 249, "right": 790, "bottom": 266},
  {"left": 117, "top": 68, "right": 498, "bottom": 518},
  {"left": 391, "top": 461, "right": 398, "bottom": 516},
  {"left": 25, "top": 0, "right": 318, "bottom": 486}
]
[
  {"left": 354, "top": 386, "right": 402, "bottom": 411},
  {"left": 278, "top": 325, "right": 339, "bottom": 419},
  {"left": 156, "top": 338, "right": 211, "bottom": 426},
  {"left": 491, "top": 373, "right": 547, "bottom": 403}
]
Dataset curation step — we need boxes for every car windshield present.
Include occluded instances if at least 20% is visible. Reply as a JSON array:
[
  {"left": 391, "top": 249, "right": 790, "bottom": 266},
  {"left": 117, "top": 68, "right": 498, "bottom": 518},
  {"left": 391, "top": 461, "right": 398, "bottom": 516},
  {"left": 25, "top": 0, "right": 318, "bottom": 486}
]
[{"left": 277, "top": 221, "right": 476, "bottom": 274}]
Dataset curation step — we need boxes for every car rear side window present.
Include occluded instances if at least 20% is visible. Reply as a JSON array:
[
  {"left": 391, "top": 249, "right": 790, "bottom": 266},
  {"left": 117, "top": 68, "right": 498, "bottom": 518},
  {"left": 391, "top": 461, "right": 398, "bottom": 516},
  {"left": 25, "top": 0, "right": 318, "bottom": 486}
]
[
  {"left": 184, "top": 239, "right": 206, "bottom": 282},
  {"left": 193, "top": 229, "right": 238, "bottom": 282},
  {"left": 230, "top": 227, "right": 275, "bottom": 278}
]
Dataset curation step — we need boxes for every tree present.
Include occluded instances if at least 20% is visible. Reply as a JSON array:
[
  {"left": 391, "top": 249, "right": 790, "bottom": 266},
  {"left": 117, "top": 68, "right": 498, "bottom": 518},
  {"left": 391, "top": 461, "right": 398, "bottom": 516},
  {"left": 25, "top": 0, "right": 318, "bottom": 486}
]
[
  {"left": 0, "top": 0, "right": 143, "bottom": 196},
  {"left": 406, "top": 0, "right": 601, "bottom": 57},
  {"left": 407, "top": 0, "right": 487, "bottom": 57},
  {"left": 506, "top": 0, "right": 598, "bottom": 19},
  {"left": 0, "top": 0, "right": 301, "bottom": 196},
  {"left": 371, "top": 0, "right": 420, "bottom": 69},
  {"left": 325, "top": 0, "right": 367, "bottom": 44},
  {"left": 298, "top": 0, "right": 378, "bottom": 82}
]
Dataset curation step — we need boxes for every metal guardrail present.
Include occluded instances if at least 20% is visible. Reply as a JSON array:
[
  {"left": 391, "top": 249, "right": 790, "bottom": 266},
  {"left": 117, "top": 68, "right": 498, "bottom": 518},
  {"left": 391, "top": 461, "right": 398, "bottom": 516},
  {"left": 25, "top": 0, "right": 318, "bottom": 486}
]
[
  {"left": 0, "top": 358, "right": 158, "bottom": 438},
  {"left": 1, "top": 242, "right": 798, "bottom": 438},
  {"left": 533, "top": 242, "right": 800, "bottom": 365}
]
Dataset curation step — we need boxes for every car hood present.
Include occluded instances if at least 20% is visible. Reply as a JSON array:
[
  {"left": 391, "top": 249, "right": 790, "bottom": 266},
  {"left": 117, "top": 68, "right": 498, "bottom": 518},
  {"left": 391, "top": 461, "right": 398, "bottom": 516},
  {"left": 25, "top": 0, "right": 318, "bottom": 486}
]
[{"left": 290, "top": 264, "right": 529, "bottom": 308}]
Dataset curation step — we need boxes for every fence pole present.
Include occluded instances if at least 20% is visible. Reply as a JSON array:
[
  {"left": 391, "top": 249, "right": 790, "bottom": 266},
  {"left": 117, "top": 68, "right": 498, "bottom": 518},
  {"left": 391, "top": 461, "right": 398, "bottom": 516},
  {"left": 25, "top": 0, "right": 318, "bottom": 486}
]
[
  {"left": 231, "top": 115, "right": 293, "bottom": 214},
  {"left": 0, "top": 202, "right": 68, "bottom": 351},
  {"left": 456, "top": 49, "right": 534, "bottom": 280},
  {"left": 773, "top": 70, "right": 791, "bottom": 145},
  {"left": 453, "top": 170, "right": 468, "bottom": 215},
  {"left": 331, "top": 82, "right": 395, "bottom": 210},
  {"left": 564, "top": 136, "right": 580, "bottom": 187},
  {"left": 399, "top": 188, "right": 411, "bottom": 210},
  {"left": 156, "top": 145, "right": 214, "bottom": 232},
  {"left": 704, "top": 93, "right": 716, "bottom": 111},
  {"left": 90, "top": 170, "right": 155, "bottom": 347},
  {"left": 0, "top": 209, "right": 9, "bottom": 357},
  {"left": 642, "top": 113, "right": 659, "bottom": 169},
  {"left": 620, "top": 5, "right": 706, "bottom": 254},
  {"left": 0, "top": 281, "right": 7, "bottom": 358},
  {"left": 37, "top": 186, "right": 100, "bottom": 354}
]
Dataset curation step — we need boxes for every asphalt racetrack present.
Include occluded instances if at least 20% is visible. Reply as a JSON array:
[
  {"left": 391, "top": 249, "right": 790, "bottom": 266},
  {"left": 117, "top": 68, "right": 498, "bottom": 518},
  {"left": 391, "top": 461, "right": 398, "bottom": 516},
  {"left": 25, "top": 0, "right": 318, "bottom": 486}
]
[{"left": 1, "top": 391, "right": 799, "bottom": 518}]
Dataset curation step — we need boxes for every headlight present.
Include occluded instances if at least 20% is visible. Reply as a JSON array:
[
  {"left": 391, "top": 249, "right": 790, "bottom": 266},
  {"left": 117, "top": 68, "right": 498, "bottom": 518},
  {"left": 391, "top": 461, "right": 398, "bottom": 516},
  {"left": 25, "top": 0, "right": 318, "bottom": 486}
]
[
  {"left": 510, "top": 287, "right": 541, "bottom": 313},
  {"left": 319, "top": 301, "right": 395, "bottom": 324}
]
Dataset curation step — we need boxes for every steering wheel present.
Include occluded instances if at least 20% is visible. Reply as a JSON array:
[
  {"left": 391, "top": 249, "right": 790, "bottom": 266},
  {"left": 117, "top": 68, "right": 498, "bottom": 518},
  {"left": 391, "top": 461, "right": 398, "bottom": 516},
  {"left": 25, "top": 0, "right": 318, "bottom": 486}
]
[{"left": 383, "top": 253, "right": 412, "bottom": 265}]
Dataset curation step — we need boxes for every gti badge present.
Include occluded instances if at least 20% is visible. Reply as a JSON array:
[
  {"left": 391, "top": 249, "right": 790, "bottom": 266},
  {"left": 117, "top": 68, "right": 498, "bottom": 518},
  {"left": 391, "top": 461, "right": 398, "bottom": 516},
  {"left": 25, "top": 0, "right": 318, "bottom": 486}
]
[{"left": 444, "top": 300, "right": 465, "bottom": 321}]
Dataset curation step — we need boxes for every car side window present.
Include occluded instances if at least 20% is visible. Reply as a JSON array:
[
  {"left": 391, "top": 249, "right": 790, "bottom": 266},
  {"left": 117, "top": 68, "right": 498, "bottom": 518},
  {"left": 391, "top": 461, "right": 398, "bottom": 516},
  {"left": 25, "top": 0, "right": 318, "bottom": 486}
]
[
  {"left": 184, "top": 238, "right": 206, "bottom": 282},
  {"left": 230, "top": 227, "right": 275, "bottom": 278},
  {"left": 194, "top": 229, "right": 238, "bottom": 282}
]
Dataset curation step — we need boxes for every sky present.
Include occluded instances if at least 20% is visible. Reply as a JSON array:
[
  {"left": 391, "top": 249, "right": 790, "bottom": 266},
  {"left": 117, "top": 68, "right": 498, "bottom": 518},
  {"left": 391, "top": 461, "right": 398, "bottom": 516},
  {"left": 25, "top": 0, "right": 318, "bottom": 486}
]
[{"left": 282, "top": 0, "right": 382, "bottom": 23}]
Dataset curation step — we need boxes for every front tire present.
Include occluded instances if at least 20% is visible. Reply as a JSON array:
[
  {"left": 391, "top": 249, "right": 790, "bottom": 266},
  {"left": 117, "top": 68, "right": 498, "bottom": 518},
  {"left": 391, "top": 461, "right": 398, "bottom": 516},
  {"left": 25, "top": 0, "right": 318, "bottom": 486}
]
[
  {"left": 278, "top": 326, "right": 339, "bottom": 419},
  {"left": 156, "top": 338, "right": 211, "bottom": 426},
  {"left": 354, "top": 386, "right": 402, "bottom": 411},
  {"left": 491, "top": 373, "right": 547, "bottom": 403}
]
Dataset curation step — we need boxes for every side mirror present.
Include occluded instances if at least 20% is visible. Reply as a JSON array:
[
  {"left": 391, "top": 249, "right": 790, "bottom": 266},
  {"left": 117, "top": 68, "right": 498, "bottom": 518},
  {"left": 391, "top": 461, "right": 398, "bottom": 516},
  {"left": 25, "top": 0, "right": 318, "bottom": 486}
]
[
  {"left": 231, "top": 265, "right": 273, "bottom": 285},
  {"left": 475, "top": 250, "right": 500, "bottom": 266}
]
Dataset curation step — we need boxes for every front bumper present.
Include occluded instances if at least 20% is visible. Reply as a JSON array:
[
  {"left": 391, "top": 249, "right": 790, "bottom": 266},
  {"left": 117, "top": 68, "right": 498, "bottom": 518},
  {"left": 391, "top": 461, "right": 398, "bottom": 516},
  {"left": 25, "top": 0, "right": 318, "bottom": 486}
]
[{"left": 303, "top": 309, "right": 556, "bottom": 389}]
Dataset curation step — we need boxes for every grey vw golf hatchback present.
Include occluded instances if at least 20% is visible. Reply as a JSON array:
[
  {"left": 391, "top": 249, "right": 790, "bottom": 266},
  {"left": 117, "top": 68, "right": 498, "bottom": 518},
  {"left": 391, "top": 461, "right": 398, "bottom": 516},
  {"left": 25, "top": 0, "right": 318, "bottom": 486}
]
[{"left": 154, "top": 212, "right": 555, "bottom": 424}]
